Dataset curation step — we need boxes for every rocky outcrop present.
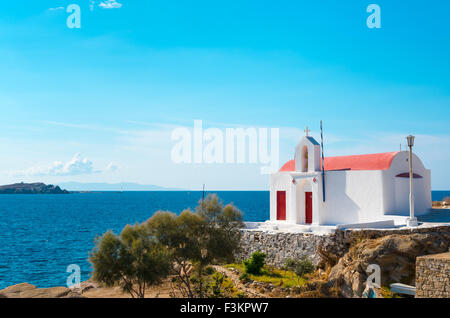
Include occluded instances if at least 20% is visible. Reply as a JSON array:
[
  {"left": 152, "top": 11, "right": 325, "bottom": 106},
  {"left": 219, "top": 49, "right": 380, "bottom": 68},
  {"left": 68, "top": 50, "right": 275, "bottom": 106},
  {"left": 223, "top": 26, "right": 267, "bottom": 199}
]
[
  {"left": 239, "top": 226, "right": 450, "bottom": 298},
  {"left": 0, "top": 182, "right": 69, "bottom": 194},
  {"left": 70, "top": 280, "right": 100, "bottom": 295},
  {"left": 0, "top": 283, "right": 84, "bottom": 298},
  {"left": 326, "top": 232, "right": 450, "bottom": 297},
  {"left": 0, "top": 282, "right": 37, "bottom": 296}
]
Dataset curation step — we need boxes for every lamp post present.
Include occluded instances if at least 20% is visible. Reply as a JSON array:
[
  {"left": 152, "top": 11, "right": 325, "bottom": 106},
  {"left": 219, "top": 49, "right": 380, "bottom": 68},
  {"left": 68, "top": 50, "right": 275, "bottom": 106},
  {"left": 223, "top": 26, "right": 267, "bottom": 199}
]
[{"left": 406, "top": 135, "right": 418, "bottom": 227}]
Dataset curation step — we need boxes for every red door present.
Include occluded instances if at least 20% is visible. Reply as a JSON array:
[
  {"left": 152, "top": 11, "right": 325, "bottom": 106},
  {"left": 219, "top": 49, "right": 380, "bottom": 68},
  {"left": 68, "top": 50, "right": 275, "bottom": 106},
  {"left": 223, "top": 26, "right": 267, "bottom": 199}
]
[
  {"left": 276, "top": 191, "right": 286, "bottom": 220},
  {"left": 305, "top": 192, "right": 312, "bottom": 224}
]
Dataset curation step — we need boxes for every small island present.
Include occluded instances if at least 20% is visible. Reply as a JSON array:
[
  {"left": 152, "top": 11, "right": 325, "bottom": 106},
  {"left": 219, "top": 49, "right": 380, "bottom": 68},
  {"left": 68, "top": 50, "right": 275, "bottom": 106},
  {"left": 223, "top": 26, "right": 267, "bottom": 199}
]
[{"left": 0, "top": 182, "right": 69, "bottom": 194}]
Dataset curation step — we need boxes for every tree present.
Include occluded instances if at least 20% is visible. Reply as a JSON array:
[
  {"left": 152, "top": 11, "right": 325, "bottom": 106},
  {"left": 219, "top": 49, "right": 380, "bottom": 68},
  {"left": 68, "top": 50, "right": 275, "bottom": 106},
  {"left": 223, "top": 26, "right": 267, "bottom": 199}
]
[
  {"left": 146, "top": 194, "right": 244, "bottom": 298},
  {"left": 147, "top": 210, "right": 203, "bottom": 297},
  {"left": 196, "top": 194, "right": 244, "bottom": 265},
  {"left": 89, "top": 223, "right": 172, "bottom": 298},
  {"left": 194, "top": 194, "right": 243, "bottom": 296}
]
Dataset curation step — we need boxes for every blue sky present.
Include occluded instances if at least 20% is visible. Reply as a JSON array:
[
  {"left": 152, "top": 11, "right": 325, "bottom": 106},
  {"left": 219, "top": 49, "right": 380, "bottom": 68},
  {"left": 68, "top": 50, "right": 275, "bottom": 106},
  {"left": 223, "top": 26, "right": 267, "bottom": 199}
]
[{"left": 0, "top": 0, "right": 449, "bottom": 190}]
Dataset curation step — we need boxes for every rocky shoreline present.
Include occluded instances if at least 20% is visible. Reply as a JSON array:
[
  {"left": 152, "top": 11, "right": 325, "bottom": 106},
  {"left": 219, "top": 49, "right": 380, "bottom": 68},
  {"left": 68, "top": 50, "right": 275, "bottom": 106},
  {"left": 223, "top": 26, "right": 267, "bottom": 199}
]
[
  {"left": 0, "top": 280, "right": 123, "bottom": 298},
  {"left": 0, "top": 280, "right": 174, "bottom": 298},
  {"left": 0, "top": 282, "right": 85, "bottom": 298}
]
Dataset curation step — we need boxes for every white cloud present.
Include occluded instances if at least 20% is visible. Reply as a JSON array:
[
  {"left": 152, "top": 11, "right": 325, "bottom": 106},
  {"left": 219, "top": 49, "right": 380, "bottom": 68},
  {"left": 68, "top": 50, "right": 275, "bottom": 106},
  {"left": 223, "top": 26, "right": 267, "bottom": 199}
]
[
  {"left": 20, "top": 154, "right": 99, "bottom": 177},
  {"left": 41, "top": 120, "right": 125, "bottom": 134},
  {"left": 48, "top": 7, "right": 65, "bottom": 11},
  {"left": 99, "top": 0, "right": 123, "bottom": 9},
  {"left": 106, "top": 162, "right": 119, "bottom": 172}
]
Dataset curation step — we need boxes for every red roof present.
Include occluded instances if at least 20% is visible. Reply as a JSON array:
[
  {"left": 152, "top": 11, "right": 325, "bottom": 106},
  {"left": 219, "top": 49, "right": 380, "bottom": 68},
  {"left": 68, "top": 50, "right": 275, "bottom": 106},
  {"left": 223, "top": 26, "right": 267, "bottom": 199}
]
[{"left": 280, "top": 152, "right": 399, "bottom": 172}]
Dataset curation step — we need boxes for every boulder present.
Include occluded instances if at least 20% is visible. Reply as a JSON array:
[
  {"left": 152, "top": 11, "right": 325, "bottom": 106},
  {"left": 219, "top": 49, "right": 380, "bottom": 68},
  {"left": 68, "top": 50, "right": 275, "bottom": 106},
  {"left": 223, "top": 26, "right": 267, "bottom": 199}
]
[
  {"left": 68, "top": 280, "right": 99, "bottom": 295},
  {"left": 326, "top": 232, "right": 449, "bottom": 298},
  {"left": 62, "top": 291, "right": 86, "bottom": 298},
  {"left": 0, "top": 283, "right": 37, "bottom": 298},
  {"left": 0, "top": 283, "right": 77, "bottom": 298},
  {"left": 20, "top": 287, "right": 72, "bottom": 298}
]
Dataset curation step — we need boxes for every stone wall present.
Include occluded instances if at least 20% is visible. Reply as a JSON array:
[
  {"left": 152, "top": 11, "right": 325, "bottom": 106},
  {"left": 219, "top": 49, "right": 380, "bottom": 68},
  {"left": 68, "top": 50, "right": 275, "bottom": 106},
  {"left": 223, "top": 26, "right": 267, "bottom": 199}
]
[
  {"left": 237, "top": 231, "right": 330, "bottom": 267},
  {"left": 415, "top": 252, "right": 450, "bottom": 298},
  {"left": 237, "top": 226, "right": 450, "bottom": 269}
]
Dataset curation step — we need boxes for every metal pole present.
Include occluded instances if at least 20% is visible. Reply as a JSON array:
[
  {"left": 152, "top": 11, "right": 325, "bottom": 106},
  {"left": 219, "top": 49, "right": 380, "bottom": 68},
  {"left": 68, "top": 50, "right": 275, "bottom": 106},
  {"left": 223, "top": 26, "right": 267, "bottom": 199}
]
[
  {"left": 409, "top": 145, "right": 414, "bottom": 220},
  {"left": 202, "top": 184, "right": 205, "bottom": 204},
  {"left": 320, "top": 121, "right": 326, "bottom": 202},
  {"left": 407, "top": 143, "right": 417, "bottom": 227}
]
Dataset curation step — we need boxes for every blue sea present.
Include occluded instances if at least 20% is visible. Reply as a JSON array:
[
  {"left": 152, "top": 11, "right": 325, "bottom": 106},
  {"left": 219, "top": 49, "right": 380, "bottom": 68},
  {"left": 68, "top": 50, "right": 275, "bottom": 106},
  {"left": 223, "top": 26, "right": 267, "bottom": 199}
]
[
  {"left": 431, "top": 191, "right": 450, "bottom": 202},
  {"left": 0, "top": 191, "right": 269, "bottom": 289},
  {"left": 0, "top": 190, "right": 448, "bottom": 290}
]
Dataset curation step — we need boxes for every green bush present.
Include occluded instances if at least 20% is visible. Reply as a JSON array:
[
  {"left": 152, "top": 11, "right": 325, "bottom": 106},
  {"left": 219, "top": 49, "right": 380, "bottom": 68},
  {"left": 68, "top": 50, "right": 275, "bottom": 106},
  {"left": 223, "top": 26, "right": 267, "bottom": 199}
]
[
  {"left": 243, "top": 251, "right": 266, "bottom": 275},
  {"left": 209, "top": 272, "right": 236, "bottom": 298},
  {"left": 204, "top": 266, "right": 216, "bottom": 276},
  {"left": 284, "top": 256, "right": 315, "bottom": 277},
  {"left": 239, "top": 272, "right": 250, "bottom": 283}
]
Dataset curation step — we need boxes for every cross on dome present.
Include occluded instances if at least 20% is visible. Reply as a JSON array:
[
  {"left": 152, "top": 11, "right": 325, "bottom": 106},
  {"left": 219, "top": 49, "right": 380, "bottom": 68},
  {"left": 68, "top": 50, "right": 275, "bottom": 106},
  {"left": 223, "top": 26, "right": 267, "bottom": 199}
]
[{"left": 304, "top": 126, "right": 310, "bottom": 136}]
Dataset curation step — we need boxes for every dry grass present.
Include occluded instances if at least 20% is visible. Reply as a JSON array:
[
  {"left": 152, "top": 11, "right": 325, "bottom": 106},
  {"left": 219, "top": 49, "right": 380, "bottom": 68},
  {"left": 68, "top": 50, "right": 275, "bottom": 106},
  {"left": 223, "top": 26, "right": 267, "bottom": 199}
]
[
  {"left": 82, "top": 278, "right": 175, "bottom": 298},
  {"left": 316, "top": 245, "right": 341, "bottom": 269},
  {"left": 225, "top": 263, "right": 307, "bottom": 288}
]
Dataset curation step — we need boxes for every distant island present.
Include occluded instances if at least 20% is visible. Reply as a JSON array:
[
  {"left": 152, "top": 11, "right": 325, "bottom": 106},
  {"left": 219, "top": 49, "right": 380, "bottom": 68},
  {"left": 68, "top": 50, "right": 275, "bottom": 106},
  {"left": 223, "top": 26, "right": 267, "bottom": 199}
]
[
  {"left": 0, "top": 183, "right": 69, "bottom": 194},
  {"left": 57, "top": 182, "right": 183, "bottom": 191}
]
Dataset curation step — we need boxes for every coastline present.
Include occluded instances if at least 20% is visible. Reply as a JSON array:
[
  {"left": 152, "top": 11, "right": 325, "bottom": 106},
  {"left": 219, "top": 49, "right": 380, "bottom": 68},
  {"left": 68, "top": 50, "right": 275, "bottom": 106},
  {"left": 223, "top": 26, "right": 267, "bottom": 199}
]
[{"left": 2, "top": 218, "right": 449, "bottom": 298}]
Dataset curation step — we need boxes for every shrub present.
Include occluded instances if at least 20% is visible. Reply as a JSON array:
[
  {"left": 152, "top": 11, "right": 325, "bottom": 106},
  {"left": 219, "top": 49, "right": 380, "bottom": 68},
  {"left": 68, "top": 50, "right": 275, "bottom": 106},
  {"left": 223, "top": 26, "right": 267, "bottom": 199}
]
[
  {"left": 239, "top": 272, "right": 250, "bottom": 283},
  {"left": 243, "top": 251, "right": 266, "bottom": 275},
  {"left": 209, "top": 272, "right": 236, "bottom": 298},
  {"left": 204, "top": 266, "right": 216, "bottom": 276},
  {"left": 284, "top": 256, "right": 315, "bottom": 278},
  {"left": 89, "top": 224, "right": 172, "bottom": 298}
]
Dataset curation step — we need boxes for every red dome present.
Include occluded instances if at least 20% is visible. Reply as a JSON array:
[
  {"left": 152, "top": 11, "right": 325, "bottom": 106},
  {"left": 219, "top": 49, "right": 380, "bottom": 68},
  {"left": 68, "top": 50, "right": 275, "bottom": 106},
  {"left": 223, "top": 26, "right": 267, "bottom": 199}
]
[{"left": 280, "top": 152, "right": 399, "bottom": 172}]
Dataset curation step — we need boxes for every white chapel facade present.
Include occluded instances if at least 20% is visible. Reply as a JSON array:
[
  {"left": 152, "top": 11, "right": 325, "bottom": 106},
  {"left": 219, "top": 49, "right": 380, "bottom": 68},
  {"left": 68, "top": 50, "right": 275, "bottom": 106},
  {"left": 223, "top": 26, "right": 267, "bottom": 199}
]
[{"left": 269, "top": 131, "right": 432, "bottom": 226}]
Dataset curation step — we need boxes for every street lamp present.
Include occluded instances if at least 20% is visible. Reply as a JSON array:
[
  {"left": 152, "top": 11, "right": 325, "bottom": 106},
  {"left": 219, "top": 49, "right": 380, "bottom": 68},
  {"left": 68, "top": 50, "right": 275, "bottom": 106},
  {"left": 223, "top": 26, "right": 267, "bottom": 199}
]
[{"left": 406, "top": 135, "right": 418, "bottom": 227}]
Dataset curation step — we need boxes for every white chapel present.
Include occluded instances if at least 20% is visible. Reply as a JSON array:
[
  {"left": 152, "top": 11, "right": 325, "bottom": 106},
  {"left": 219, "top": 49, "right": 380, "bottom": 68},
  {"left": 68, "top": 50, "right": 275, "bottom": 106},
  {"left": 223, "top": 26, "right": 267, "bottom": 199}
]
[{"left": 269, "top": 131, "right": 432, "bottom": 227}]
